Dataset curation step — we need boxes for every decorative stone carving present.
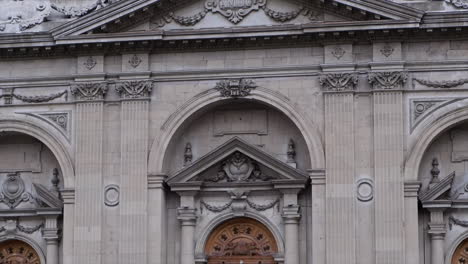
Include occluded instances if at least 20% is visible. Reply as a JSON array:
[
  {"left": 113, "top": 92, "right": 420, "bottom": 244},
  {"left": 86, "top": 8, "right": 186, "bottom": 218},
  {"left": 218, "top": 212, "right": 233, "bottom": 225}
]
[
  {"left": 51, "top": 168, "right": 60, "bottom": 193},
  {"left": 115, "top": 80, "right": 153, "bottom": 99},
  {"left": 263, "top": 6, "right": 303, "bottom": 22},
  {"left": 184, "top": 143, "right": 193, "bottom": 166},
  {"left": 204, "top": 152, "right": 271, "bottom": 182},
  {"left": 104, "top": 184, "right": 120, "bottom": 207},
  {"left": 368, "top": 71, "right": 407, "bottom": 90},
  {"left": 413, "top": 77, "right": 468, "bottom": 88},
  {"left": 16, "top": 222, "right": 44, "bottom": 234},
  {"left": 446, "top": 0, "right": 468, "bottom": 9},
  {"left": 414, "top": 101, "right": 438, "bottom": 119},
  {"left": 0, "top": 173, "right": 32, "bottom": 209},
  {"left": 430, "top": 158, "right": 440, "bottom": 184},
  {"left": 170, "top": 11, "right": 207, "bottom": 26},
  {"left": 449, "top": 216, "right": 468, "bottom": 229},
  {"left": 246, "top": 198, "right": 279, "bottom": 211},
  {"left": 215, "top": 79, "right": 257, "bottom": 97},
  {"left": 83, "top": 56, "right": 97, "bottom": 70},
  {"left": 286, "top": 139, "right": 296, "bottom": 163},
  {"left": 201, "top": 200, "right": 233, "bottom": 213},
  {"left": 0, "top": 0, "right": 51, "bottom": 33},
  {"left": 41, "top": 113, "right": 68, "bottom": 130},
  {"left": 128, "top": 54, "right": 142, "bottom": 68},
  {"left": 13, "top": 90, "right": 68, "bottom": 103},
  {"left": 71, "top": 82, "right": 108, "bottom": 100},
  {"left": 380, "top": 44, "right": 394, "bottom": 57},
  {"left": 205, "top": 0, "right": 267, "bottom": 24},
  {"left": 356, "top": 178, "right": 374, "bottom": 202},
  {"left": 1, "top": 88, "right": 14, "bottom": 104},
  {"left": 319, "top": 73, "right": 358, "bottom": 91},
  {"left": 51, "top": 0, "right": 120, "bottom": 18},
  {"left": 331, "top": 46, "right": 346, "bottom": 60}
]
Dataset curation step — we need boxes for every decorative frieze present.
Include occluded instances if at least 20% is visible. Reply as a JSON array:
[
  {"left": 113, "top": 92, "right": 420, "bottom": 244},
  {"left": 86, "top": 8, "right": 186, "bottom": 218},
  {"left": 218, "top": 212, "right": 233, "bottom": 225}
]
[
  {"left": 205, "top": 0, "right": 267, "bottom": 24},
  {"left": 368, "top": 71, "right": 407, "bottom": 90},
  {"left": 319, "top": 73, "right": 358, "bottom": 91},
  {"left": 215, "top": 79, "right": 257, "bottom": 97},
  {"left": 71, "top": 82, "right": 108, "bottom": 100},
  {"left": 413, "top": 77, "right": 468, "bottom": 88},
  {"left": 116, "top": 80, "right": 153, "bottom": 99},
  {"left": 0, "top": 89, "right": 67, "bottom": 105}
]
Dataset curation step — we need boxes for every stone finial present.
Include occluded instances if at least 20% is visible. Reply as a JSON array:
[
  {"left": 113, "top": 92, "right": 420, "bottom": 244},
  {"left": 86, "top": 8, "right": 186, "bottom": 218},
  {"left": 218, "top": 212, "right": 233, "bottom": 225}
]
[
  {"left": 184, "top": 143, "right": 193, "bottom": 166},
  {"left": 287, "top": 139, "right": 296, "bottom": 163},
  {"left": 430, "top": 158, "right": 440, "bottom": 184},
  {"left": 51, "top": 168, "right": 60, "bottom": 192}
]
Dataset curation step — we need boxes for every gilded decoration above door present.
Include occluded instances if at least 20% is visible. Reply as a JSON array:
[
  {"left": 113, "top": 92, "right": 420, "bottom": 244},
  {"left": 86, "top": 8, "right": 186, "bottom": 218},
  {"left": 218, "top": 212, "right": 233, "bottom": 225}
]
[
  {"left": 205, "top": 217, "right": 277, "bottom": 264},
  {"left": 0, "top": 240, "right": 41, "bottom": 264}
]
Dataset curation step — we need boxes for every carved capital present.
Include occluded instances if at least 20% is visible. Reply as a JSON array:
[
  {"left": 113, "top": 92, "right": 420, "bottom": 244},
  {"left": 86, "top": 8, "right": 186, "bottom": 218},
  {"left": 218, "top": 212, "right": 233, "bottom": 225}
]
[
  {"left": 116, "top": 80, "right": 153, "bottom": 99},
  {"left": 368, "top": 71, "right": 407, "bottom": 90},
  {"left": 71, "top": 82, "right": 108, "bottom": 101},
  {"left": 319, "top": 73, "right": 358, "bottom": 91},
  {"left": 177, "top": 207, "right": 197, "bottom": 225},
  {"left": 282, "top": 204, "right": 301, "bottom": 223}
]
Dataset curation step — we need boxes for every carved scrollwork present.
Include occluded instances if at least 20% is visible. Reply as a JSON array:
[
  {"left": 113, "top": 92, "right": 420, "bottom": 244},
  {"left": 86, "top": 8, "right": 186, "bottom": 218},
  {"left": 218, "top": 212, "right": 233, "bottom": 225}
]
[
  {"left": 0, "top": 173, "right": 32, "bottom": 209},
  {"left": 71, "top": 82, "right": 108, "bottom": 101},
  {"left": 319, "top": 73, "right": 358, "bottom": 91},
  {"left": 205, "top": 0, "right": 267, "bottom": 24},
  {"left": 215, "top": 79, "right": 257, "bottom": 97},
  {"left": 115, "top": 80, "right": 153, "bottom": 99},
  {"left": 368, "top": 71, "right": 407, "bottom": 90},
  {"left": 263, "top": 6, "right": 304, "bottom": 22}
]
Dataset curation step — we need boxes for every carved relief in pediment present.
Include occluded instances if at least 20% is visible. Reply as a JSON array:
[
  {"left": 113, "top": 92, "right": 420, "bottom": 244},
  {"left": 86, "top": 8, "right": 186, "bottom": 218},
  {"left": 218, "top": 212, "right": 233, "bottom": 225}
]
[
  {"left": 0, "top": 0, "right": 51, "bottom": 33},
  {"left": 197, "top": 152, "right": 274, "bottom": 183}
]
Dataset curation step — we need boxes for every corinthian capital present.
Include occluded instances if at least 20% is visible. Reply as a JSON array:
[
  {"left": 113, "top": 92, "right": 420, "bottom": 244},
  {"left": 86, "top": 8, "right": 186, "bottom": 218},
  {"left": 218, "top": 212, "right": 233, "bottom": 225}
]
[
  {"left": 116, "top": 80, "right": 153, "bottom": 99},
  {"left": 319, "top": 73, "right": 358, "bottom": 91},
  {"left": 71, "top": 82, "right": 108, "bottom": 101}
]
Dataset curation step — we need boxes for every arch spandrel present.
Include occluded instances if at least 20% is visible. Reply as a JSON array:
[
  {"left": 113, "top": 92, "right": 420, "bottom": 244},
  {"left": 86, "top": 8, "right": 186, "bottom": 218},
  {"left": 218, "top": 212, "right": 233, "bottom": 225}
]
[{"left": 148, "top": 87, "right": 325, "bottom": 175}]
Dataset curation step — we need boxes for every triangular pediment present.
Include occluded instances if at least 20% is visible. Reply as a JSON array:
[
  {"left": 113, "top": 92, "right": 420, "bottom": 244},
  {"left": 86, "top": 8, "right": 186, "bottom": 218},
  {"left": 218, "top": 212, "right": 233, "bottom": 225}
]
[
  {"left": 419, "top": 172, "right": 455, "bottom": 202},
  {"left": 51, "top": 0, "right": 424, "bottom": 40},
  {"left": 166, "top": 137, "right": 308, "bottom": 188}
]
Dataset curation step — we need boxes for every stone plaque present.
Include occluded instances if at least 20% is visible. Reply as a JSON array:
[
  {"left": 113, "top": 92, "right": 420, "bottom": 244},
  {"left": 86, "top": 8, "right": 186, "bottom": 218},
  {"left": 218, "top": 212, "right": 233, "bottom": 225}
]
[
  {"left": 0, "top": 143, "right": 42, "bottom": 173},
  {"left": 213, "top": 109, "right": 268, "bottom": 136},
  {"left": 451, "top": 129, "right": 468, "bottom": 162}
]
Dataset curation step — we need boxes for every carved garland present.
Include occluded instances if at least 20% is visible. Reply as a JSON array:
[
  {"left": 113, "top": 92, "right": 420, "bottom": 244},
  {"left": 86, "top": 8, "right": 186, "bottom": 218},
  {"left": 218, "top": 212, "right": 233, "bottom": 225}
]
[
  {"left": 246, "top": 198, "right": 279, "bottom": 211},
  {"left": 413, "top": 78, "right": 468, "bottom": 89},
  {"left": 16, "top": 223, "right": 44, "bottom": 234},
  {"left": 201, "top": 200, "right": 233, "bottom": 213},
  {"left": 449, "top": 216, "right": 468, "bottom": 230},
  {"left": 446, "top": 0, "right": 468, "bottom": 9},
  {"left": 13, "top": 90, "right": 68, "bottom": 103}
]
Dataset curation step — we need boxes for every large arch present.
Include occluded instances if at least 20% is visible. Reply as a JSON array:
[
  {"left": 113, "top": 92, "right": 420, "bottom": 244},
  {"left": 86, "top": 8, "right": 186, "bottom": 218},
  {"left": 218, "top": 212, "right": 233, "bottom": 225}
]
[
  {"left": 0, "top": 114, "right": 75, "bottom": 188},
  {"left": 194, "top": 211, "right": 285, "bottom": 262},
  {"left": 405, "top": 98, "right": 468, "bottom": 182},
  {"left": 148, "top": 87, "right": 325, "bottom": 175}
]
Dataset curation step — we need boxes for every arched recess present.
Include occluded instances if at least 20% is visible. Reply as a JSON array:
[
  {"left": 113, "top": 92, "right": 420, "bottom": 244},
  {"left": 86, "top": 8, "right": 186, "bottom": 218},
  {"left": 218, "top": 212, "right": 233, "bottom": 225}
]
[
  {"left": 0, "top": 114, "right": 75, "bottom": 188},
  {"left": 148, "top": 87, "right": 325, "bottom": 175},
  {"left": 195, "top": 212, "right": 285, "bottom": 262},
  {"left": 405, "top": 98, "right": 468, "bottom": 182},
  {"left": 447, "top": 232, "right": 468, "bottom": 264},
  {"left": 0, "top": 235, "right": 46, "bottom": 264}
]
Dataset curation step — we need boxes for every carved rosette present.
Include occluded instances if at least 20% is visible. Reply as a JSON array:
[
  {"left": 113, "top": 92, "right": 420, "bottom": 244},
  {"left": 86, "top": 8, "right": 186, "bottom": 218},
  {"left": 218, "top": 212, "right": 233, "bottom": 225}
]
[
  {"left": 368, "top": 71, "right": 407, "bottom": 90},
  {"left": 116, "top": 80, "right": 153, "bottom": 99},
  {"left": 215, "top": 79, "right": 257, "bottom": 97},
  {"left": 71, "top": 82, "right": 108, "bottom": 101},
  {"left": 205, "top": 0, "right": 267, "bottom": 24},
  {"left": 319, "top": 73, "right": 358, "bottom": 91}
]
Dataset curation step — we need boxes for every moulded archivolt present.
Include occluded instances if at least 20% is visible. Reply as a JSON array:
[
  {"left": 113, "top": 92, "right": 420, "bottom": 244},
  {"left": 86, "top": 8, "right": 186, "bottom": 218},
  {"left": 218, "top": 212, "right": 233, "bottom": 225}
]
[{"left": 357, "top": 178, "right": 374, "bottom": 202}]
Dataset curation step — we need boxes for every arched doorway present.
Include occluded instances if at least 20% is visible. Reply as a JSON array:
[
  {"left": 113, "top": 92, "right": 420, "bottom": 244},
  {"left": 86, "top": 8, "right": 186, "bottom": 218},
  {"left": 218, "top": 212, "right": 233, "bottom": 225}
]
[
  {"left": 205, "top": 217, "right": 278, "bottom": 264},
  {"left": 0, "top": 240, "right": 41, "bottom": 264},
  {"left": 452, "top": 238, "right": 468, "bottom": 264}
]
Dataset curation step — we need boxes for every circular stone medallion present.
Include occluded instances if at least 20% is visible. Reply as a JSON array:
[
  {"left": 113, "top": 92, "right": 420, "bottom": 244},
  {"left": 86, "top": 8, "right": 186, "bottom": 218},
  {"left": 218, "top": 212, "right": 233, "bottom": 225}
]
[{"left": 357, "top": 178, "right": 374, "bottom": 202}]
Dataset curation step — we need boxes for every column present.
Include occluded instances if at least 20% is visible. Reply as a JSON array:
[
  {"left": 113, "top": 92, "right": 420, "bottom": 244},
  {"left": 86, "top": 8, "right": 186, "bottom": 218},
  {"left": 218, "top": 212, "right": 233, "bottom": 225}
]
[
  {"left": 404, "top": 181, "right": 421, "bottom": 264},
  {"left": 71, "top": 82, "right": 107, "bottom": 264},
  {"left": 42, "top": 216, "right": 59, "bottom": 264},
  {"left": 309, "top": 170, "right": 325, "bottom": 264},
  {"left": 176, "top": 191, "right": 198, "bottom": 264},
  {"left": 424, "top": 205, "right": 449, "bottom": 264},
  {"left": 369, "top": 71, "right": 407, "bottom": 264},
  {"left": 321, "top": 72, "right": 357, "bottom": 264},
  {"left": 116, "top": 80, "right": 152, "bottom": 264},
  {"left": 279, "top": 188, "right": 302, "bottom": 264},
  {"left": 61, "top": 189, "right": 75, "bottom": 264},
  {"left": 148, "top": 174, "right": 167, "bottom": 264}
]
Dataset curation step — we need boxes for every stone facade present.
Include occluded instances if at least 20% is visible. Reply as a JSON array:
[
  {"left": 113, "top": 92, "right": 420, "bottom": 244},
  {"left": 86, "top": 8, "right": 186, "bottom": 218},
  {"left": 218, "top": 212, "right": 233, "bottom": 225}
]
[{"left": 3, "top": 0, "right": 468, "bottom": 264}]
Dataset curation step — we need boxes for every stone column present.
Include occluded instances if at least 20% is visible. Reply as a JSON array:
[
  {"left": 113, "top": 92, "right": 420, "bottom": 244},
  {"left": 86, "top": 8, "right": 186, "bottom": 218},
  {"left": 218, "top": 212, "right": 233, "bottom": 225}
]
[
  {"left": 280, "top": 188, "right": 302, "bottom": 264},
  {"left": 148, "top": 174, "right": 167, "bottom": 264},
  {"left": 368, "top": 71, "right": 407, "bottom": 264},
  {"left": 176, "top": 191, "right": 198, "bottom": 264},
  {"left": 42, "top": 216, "right": 59, "bottom": 264},
  {"left": 61, "top": 189, "right": 75, "bottom": 264},
  {"left": 309, "top": 170, "right": 326, "bottom": 264},
  {"left": 423, "top": 205, "right": 449, "bottom": 264},
  {"left": 116, "top": 80, "right": 152, "bottom": 264},
  {"left": 71, "top": 82, "right": 107, "bottom": 264},
  {"left": 404, "top": 181, "right": 421, "bottom": 264},
  {"left": 321, "top": 73, "right": 358, "bottom": 264}
]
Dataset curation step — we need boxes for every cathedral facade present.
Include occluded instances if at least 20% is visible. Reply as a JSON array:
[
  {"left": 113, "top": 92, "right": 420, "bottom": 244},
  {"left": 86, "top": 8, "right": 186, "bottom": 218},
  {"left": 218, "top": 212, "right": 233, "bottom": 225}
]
[{"left": 1, "top": 0, "right": 468, "bottom": 264}]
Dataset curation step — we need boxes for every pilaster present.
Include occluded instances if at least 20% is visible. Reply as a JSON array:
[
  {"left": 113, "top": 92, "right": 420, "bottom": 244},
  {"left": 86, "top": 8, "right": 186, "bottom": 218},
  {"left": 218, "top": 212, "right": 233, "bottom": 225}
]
[
  {"left": 404, "top": 181, "right": 421, "bottom": 264},
  {"left": 370, "top": 71, "right": 406, "bottom": 264},
  {"left": 423, "top": 202, "right": 450, "bottom": 264},
  {"left": 43, "top": 216, "right": 60, "bottom": 264},
  {"left": 72, "top": 83, "right": 106, "bottom": 264},
  {"left": 321, "top": 73, "right": 357, "bottom": 264},
  {"left": 177, "top": 191, "right": 198, "bottom": 264},
  {"left": 148, "top": 174, "right": 167, "bottom": 264},
  {"left": 309, "top": 170, "right": 326, "bottom": 264},
  {"left": 61, "top": 188, "right": 75, "bottom": 264},
  {"left": 280, "top": 188, "right": 301, "bottom": 264},
  {"left": 117, "top": 80, "right": 152, "bottom": 264}
]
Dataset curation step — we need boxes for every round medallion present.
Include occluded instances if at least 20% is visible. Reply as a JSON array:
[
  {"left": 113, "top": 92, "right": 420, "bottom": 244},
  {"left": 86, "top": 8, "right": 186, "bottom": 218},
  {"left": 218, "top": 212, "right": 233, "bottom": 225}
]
[
  {"left": 357, "top": 178, "right": 374, "bottom": 202},
  {"left": 104, "top": 185, "right": 120, "bottom": 207},
  {"left": 2, "top": 174, "right": 25, "bottom": 201}
]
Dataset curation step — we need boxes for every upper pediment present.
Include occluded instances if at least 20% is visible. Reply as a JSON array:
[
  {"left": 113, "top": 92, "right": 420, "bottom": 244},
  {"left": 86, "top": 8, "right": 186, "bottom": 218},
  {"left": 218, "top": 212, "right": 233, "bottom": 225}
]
[
  {"left": 166, "top": 137, "right": 308, "bottom": 190},
  {"left": 51, "top": 0, "right": 424, "bottom": 40}
]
